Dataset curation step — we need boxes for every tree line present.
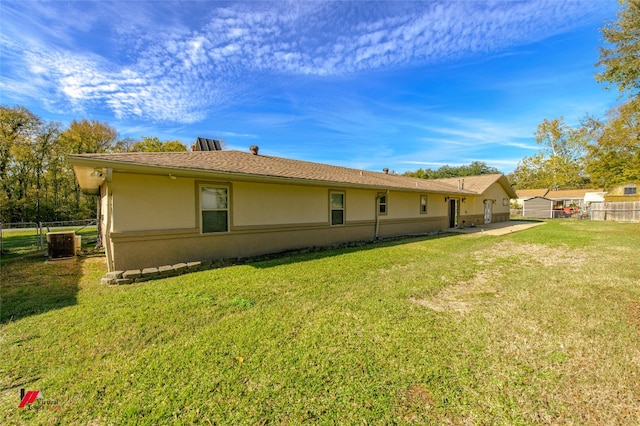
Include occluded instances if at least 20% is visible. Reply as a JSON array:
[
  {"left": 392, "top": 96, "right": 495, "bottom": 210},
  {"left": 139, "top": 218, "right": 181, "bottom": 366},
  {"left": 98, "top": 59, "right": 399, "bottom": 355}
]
[{"left": 0, "top": 107, "right": 187, "bottom": 223}]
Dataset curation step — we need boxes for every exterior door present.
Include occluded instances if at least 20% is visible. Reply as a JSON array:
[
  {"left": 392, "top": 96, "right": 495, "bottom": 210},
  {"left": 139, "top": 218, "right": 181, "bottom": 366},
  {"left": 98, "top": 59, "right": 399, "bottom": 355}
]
[
  {"left": 449, "top": 199, "right": 458, "bottom": 228},
  {"left": 484, "top": 200, "right": 492, "bottom": 224}
]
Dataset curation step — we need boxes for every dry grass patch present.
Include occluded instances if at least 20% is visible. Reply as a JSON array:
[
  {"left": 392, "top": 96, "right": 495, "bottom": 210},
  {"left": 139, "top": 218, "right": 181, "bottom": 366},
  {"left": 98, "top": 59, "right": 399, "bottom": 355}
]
[
  {"left": 410, "top": 232, "right": 640, "bottom": 424},
  {"left": 412, "top": 241, "right": 590, "bottom": 315},
  {"left": 393, "top": 383, "right": 438, "bottom": 423}
]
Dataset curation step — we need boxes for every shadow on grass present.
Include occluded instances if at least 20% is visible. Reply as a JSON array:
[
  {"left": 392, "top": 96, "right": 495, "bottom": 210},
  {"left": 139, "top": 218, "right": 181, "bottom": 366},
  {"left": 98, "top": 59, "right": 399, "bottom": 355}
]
[
  {"left": 1, "top": 252, "right": 82, "bottom": 324},
  {"left": 248, "top": 232, "right": 454, "bottom": 269}
]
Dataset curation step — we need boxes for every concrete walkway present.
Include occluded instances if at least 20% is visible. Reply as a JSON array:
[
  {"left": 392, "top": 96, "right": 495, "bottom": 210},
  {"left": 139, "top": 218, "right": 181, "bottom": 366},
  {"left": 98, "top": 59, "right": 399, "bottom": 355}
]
[{"left": 448, "top": 220, "right": 545, "bottom": 236}]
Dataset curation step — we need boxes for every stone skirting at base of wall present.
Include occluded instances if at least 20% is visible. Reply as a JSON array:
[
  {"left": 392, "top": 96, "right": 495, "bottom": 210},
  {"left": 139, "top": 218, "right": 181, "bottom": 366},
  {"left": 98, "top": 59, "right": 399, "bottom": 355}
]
[{"left": 100, "top": 230, "right": 442, "bottom": 285}]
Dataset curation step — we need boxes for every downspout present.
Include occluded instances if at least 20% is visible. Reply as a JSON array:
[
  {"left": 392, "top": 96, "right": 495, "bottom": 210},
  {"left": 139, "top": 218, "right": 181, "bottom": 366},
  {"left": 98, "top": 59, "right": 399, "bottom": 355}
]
[
  {"left": 104, "top": 168, "right": 114, "bottom": 271},
  {"left": 95, "top": 187, "right": 102, "bottom": 249},
  {"left": 375, "top": 190, "right": 388, "bottom": 240}
]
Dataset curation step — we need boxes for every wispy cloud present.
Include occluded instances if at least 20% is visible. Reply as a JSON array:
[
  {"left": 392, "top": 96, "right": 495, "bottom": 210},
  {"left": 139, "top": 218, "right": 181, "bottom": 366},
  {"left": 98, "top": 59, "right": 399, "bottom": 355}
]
[{"left": 1, "top": 0, "right": 610, "bottom": 123}]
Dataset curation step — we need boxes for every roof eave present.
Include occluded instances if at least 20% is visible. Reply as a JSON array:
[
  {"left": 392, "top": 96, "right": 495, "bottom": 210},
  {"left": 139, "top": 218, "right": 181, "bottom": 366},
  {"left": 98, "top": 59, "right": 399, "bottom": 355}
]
[{"left": 66, "top": 155, "right": 478, "bottom": 196}]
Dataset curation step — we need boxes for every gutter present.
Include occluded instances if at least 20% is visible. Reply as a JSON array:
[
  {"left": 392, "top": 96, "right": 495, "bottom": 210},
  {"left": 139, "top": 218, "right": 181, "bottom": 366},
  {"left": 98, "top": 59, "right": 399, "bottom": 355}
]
[{"left": 103, "top": 168, "right": 115, "bottom": 271}]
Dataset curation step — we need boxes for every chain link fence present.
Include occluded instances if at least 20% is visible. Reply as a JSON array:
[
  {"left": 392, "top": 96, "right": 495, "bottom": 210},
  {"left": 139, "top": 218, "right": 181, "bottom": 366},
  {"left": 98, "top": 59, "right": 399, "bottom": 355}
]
[{"left": 0, "top": 219, "right": 99, "bottom": 259}]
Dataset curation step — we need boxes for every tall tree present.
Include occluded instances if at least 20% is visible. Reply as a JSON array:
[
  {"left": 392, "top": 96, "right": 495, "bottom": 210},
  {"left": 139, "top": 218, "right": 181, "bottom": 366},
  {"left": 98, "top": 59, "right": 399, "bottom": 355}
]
[
  {"left": 59, "top": 119, "right": 118, "bottom": 154},
  {"left": 0, "top": 106, "right": 44, "bottom": 221},
  {"left": 510, "top": 118, "right": 589, "bottom": 190},
  {"left": 584, "top": 98, "right": 640, "bottom": 189},
  {"left": 58, "top": 119, "right": 118, "bottom": 217},
  {"left": 112, "top": 136, "right": 137, "bottom": 153},
  {"left": 131, "top": 136, "right": 187, "bottom": 152},
  {"left": 404, "top": 161, "right": 500, "bottom": 179},
  {"left": 596, "top": 0, "right": 640, "bottom": 98}
]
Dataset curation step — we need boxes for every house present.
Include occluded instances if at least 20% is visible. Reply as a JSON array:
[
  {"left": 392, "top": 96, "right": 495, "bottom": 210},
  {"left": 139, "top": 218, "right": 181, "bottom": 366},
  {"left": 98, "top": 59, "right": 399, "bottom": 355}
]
[
  {"left": 546, "top": 188, "right": 604, "bottom": 210},
  {"left": 591, "top": 183, "right": 640, "bottom": 222},
  {"left": 521, "top": 196, "right": 553, "bottom": 219},
  {"left": 68, "top": 148, "right": 517, "bottom": 272},
  {"left": 604, "top": 183, "right": 640, "bottom": 202}
]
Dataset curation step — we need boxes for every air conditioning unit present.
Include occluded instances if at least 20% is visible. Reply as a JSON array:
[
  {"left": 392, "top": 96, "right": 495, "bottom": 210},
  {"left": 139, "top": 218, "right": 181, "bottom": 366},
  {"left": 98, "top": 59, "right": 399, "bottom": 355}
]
[{"left": 47, "top": 232, "right": 81, "bottom": 258}]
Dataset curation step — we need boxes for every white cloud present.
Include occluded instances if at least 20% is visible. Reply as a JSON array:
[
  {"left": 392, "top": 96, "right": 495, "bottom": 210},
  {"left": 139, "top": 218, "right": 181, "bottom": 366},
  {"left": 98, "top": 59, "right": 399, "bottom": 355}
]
[{"left": 0, "top": 0, "right": 613, "bottom": 123}]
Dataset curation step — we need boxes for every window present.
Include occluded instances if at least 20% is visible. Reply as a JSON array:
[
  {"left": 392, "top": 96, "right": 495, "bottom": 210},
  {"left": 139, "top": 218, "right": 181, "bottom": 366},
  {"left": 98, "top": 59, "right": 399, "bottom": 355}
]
[
  {"left": 201, "top": 186, "right": 229, "bottom": 233},
  {"left": 624, "top": 186, "right": 637, "bottom": 195},
  {"left": 420, "top": 195, "right": 428, "bottom": 214},
  {"left": 379, "top": 195, "right": 387, "bottom": 215},
  {"left": 330, "top": 192, "right": 345, "bottom": 225}
]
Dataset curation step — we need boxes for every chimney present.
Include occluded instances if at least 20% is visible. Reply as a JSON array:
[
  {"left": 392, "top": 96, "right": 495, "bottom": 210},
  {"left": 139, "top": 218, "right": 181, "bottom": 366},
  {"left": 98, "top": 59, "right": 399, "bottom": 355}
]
[
  {"left": 249, "top": 145, "right": 259, "bottom": 155},
  {"left": 383, "top": 168, "right": 389, "bottom": 174}
]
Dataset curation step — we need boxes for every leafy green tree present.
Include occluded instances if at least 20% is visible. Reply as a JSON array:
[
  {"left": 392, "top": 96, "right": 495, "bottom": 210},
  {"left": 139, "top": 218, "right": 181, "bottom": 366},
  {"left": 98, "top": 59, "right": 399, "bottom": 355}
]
[
  {"left": 112, "top": 136, "right": 137, "bottom": 152},
  {"left": 509, "top": 118, "right": 589, "bottom": 190},
  {"left": 59, "top": 119, "right": 118, "bottom": 154},
  {"left": 0, "top": 106, "right": 46, "bottom": 221},
  {"left": 58, "top": 119, "right": 118, "bottom": 218},
  {"left": 130, "top": 136, "right": 187, "bottom": 152},
  {"left": 584, "top": 98, "right": 640, "bottom": 189},
  {"left": 404, "top": 161, "right": 500, "bottom": 179},
  {"left": 596, "top": 0, "right": 640, "bottom": 98}
]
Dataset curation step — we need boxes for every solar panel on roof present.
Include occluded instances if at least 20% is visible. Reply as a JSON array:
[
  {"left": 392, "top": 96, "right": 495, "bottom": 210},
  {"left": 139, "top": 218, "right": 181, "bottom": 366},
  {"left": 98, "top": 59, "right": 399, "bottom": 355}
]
[{"left": 195, "top": 137, "right": 221, "bottom": 151}]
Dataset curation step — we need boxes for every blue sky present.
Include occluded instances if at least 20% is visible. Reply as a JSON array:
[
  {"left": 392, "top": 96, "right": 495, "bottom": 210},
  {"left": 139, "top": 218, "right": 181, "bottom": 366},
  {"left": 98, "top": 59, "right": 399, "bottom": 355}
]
[{"left": 0, "top": 0, "right": 621, "bottom": 173}]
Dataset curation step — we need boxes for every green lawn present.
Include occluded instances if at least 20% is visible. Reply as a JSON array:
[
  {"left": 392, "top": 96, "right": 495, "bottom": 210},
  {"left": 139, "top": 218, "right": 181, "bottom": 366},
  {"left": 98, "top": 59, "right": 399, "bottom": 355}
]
[
  {"left": 1, "top": 227, "right": 98, "bottom": 261},
  {"left": 1, "top": 221, "right": 639, "bottom": 424}
]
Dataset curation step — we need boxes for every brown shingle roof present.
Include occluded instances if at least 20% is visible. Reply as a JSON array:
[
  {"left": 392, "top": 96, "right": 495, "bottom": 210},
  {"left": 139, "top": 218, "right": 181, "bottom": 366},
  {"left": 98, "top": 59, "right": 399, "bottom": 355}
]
[
  {"left": 68, "top": 150, "right": 510, "bottom": 195},
  {"left": 432, "top": 174, "right": 515, "bottom": 196}
]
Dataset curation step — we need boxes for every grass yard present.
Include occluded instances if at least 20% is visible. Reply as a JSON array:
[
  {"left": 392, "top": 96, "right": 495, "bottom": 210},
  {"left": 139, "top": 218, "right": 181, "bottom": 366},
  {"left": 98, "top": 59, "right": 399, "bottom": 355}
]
[
  {"left": 1, "top": 221, "right": 639, "bottom": 424},
  {"left": 0, "top": 227, "right": 99, "bottom": 261}
]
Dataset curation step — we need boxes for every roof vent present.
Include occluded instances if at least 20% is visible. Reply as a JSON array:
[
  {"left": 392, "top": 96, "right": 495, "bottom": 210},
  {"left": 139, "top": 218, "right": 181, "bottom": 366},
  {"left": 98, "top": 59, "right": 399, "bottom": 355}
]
[
  {"left": 459, "top": 179, "right": 464, "bottom": 190},
  {"left": 250, "top": 145, "right": 259, "bottom": 155},
  {"left": 383, "top": 168, "right": 389, "bottom": 174},
  {"left": 193, "top": 137, "right": 221, "bottom": 151}
]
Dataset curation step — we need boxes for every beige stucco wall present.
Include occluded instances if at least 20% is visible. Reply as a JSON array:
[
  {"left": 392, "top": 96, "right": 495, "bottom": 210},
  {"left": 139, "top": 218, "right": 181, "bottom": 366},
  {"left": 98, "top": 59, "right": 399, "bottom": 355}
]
[
  {"left": 384, "top": 192, "right": 419, "bottom": 219},
  {"left": 483, "top": 183, "right": 512, "bottom": 215},
  {"left": 425, "top": 193, "right": 447, "bottom": 217},
  {"left": 101, "top": 171, "right": 513, "bottom": 271},
  {"left": 233, "top": 182, "right": 328, "bottom": 226},
  {"left": 110, "top": 173, "right": 196, "bottom": 232},
  {"left": 345, "top": 188, "right": 376, "bottom": 222}
]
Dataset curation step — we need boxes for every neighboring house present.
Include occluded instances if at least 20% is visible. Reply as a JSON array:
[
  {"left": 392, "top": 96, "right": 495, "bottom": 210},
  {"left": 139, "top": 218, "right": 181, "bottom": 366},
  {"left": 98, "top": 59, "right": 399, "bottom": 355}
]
[
  {"left": 592, "top": 183, "right": 640, "bottom": 222},
  {"left": 68, "top": 148, "right": 517, "bottom": 272},
  {"left": 604, "top": 183, "right": 640, "bottom": 202},
  {"left": 546, "top": 188, "right": 604, "bottom": 210},
  {"left": 522, "top": 196, "right": 553, "bottom": 219}
]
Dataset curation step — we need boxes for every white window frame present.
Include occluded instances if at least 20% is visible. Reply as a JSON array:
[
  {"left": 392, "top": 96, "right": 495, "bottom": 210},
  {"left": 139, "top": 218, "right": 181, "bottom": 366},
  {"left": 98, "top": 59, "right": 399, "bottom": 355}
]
[
  {"left": 420, "top": 195, "right": 428, "bottom": 214},
  {"left": 330, "top": 191, "right": 345, "bottom": 226},
  {"left": 200, "top": 185, "right": 230, "bottom": 233},
  {"left": 378, "top": 194, "right": 388, "bottom": 215}
]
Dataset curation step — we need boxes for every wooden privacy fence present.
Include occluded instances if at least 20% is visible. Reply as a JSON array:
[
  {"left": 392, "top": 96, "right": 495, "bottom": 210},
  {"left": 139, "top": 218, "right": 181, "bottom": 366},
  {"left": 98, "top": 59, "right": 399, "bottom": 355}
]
[{"left": 590, "top": 202, "right": 640, "bottom": 222}]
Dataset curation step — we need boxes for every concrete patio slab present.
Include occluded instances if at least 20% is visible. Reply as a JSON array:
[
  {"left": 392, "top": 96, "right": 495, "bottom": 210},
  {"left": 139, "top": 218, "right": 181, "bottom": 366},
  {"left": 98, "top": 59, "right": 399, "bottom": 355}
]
[{"left": 448, "top": 220, "right": 545, "bottom": 236}]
